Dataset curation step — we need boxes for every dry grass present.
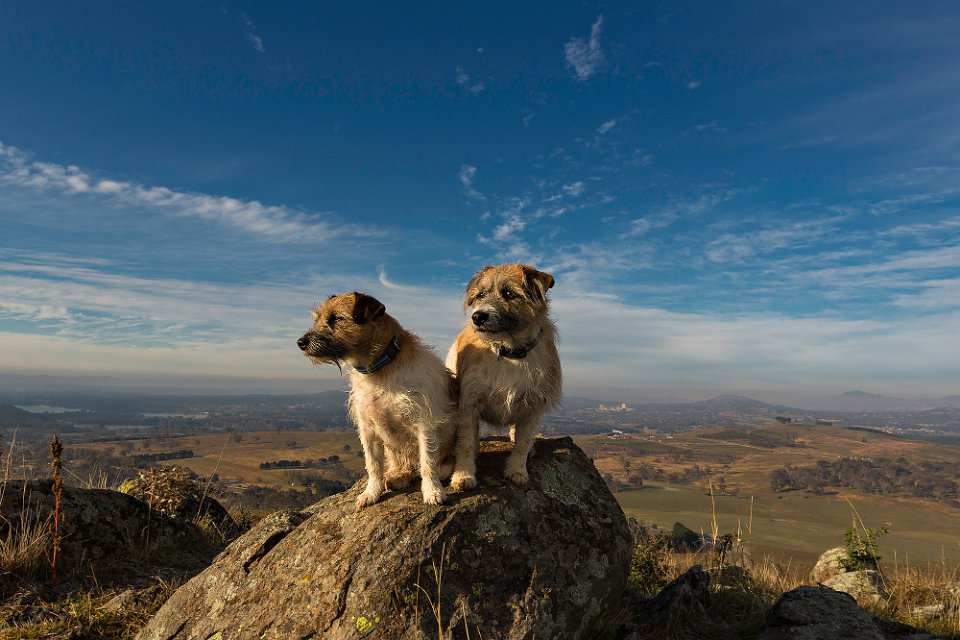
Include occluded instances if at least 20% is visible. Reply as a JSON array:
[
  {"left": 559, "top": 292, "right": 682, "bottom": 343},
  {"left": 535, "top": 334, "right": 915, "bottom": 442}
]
[
  {"left": 871, "top": 557, "right": 960, "bottom": 639},
  {"left": 1, "top": 578, "right": 184, "bottom": 639},
  {"left": 0, "top": 505, "right": 52, "bottom": 596},
  {"left": 620, "top": 521, "right": 960, "bottom": 640}
]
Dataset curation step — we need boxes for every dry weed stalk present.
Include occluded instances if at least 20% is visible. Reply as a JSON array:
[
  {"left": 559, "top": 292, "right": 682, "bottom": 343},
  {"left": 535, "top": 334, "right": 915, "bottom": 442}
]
[{"left": 49, "top": 434, "right": 64, "bottom": 587}]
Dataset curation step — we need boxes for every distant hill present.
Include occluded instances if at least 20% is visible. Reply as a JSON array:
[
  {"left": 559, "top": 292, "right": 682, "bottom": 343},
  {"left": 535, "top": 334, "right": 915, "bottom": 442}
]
[
  {"left": 689, "top": 394, "right": 777, "bottom": 411},
  {"left": 0, "top": 403, "right": 46, "bottom": 428},
  {"left": 927, "top": 395, "right": 960, "bottom": 409},
  {"left": 814, "top": 390, "right": 915, "bottom": 412}
]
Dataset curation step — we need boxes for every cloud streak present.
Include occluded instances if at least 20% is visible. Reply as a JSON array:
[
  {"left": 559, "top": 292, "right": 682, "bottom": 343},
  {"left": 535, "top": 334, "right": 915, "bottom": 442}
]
[{"left": 0, "top": 141, "right": 370, "bottom": 243}]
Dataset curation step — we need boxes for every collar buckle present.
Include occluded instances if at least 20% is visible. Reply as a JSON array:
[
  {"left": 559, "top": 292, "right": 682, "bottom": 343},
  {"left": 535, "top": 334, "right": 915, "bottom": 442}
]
[{"left": 354, "top": 338, "right": 401, "bottom": 374}]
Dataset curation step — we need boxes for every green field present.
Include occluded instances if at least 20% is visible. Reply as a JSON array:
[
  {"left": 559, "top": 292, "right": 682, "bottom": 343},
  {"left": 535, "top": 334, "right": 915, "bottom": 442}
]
[{"left": 617, "top": 484, "right": 960, "bottom": 568}]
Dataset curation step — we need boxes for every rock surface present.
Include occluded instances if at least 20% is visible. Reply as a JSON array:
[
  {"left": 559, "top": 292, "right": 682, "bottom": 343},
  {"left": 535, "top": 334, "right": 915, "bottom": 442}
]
[
  {"left": 0, "top": 480, "right": 208, "bottom": 575},
  {"left": 809, "top": 546, "right": 849, "bottom": 584},
  {"left": 756, "top": 586, "right": 886, "bottom": 640},
  {"left": 137, "top": 437, "right": 632, "bottom": 640},
  {"left": 810, "top": 546, "right": 887, "bottom": 606},
  {"left": 640, "top": 564, "right": 711, "bottom": 626},
  {"left": 822, "top": 569, "right": 887, "bottom": 605}
]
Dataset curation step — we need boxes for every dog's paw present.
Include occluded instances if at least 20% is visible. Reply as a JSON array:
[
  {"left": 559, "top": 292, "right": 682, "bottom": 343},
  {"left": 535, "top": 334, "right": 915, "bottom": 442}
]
[
  {"left": 421, "top": 483, "right": 447, "bottom": 505},
  {"left": 450, "top": 472, "right": 477, "bottom": 492},
  {"left": 356, "top": 488, "right": 383, "bottom": 510},
  {"left": 504, "top": 465, "right": 529, "bottom": 487}
]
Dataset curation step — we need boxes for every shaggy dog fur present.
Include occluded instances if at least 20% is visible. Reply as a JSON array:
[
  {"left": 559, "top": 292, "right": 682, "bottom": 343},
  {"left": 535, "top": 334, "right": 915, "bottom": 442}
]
[
  {"left": 298, "top": 292, "right": 458, "bottom": 508},
  {"left": 446, "top": 264, "right": 562, "bottom": 488}
]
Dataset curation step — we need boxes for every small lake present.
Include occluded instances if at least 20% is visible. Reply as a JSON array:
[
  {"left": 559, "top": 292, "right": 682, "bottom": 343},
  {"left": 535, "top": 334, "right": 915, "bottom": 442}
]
[{"left": 15, "top": 405, "right": 84, "bottom": 413}]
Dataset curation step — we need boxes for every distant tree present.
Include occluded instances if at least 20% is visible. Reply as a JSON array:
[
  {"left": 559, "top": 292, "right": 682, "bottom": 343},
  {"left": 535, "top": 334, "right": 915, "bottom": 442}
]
[
  {"left": 770, "top": 468, "right": 791, "bottom": 493},
  {"left": 342, "top": 444, "right": 352, "bottom": 452}
]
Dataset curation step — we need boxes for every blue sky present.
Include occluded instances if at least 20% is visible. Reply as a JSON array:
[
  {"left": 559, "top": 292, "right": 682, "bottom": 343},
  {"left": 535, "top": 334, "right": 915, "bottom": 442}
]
[{"left": 1, "top": 1, "right": 959, "bottom": 401}]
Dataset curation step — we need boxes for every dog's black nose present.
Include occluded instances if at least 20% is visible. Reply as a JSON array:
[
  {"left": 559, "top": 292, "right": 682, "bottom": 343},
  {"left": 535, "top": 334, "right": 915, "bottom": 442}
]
[
  {"left": 471, "top": 310, "right": 489, "bottom": 326},
  {"left": 297, "top": 335, "right": 310, "bottom": 351}
]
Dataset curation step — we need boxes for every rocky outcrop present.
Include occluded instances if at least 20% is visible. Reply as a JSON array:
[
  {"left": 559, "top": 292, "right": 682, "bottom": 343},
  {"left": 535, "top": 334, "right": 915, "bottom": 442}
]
[
  {"left": 137, "top": 437, "right": 633, "bottom": 640},
  {"left": 0, "top": 480, "right": 208, "bottom": 576}
]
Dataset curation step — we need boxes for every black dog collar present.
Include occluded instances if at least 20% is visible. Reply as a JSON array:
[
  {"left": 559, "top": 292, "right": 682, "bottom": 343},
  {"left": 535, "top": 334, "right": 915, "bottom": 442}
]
[
  {"left": 498, "top": 327, "right": 544, "bottom": 360},
  {"left": 354, "top": 338, "right": 401, "bottom": 374}
]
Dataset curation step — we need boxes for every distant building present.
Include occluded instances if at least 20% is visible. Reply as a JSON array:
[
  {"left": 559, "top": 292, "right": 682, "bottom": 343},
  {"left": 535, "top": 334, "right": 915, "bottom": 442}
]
[
  {"left": 815, "top": 419, "right": 833, "bottom": 426},
  {"left": 598, "top": 402, "right": 633, "bottom": 413}
]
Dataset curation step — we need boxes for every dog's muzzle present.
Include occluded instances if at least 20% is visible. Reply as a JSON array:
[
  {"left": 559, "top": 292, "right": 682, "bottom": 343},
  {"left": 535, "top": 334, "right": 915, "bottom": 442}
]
[
  {"left": 298, "top": 332, "right": 347, "bottom": 359},
  {"left": 471, "top": 307, "right": 515, "bottom": 333}
]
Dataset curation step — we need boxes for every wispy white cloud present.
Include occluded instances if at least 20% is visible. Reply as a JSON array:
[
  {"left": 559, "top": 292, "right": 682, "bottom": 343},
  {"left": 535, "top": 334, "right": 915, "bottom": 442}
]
[
  {"left": 455, "top": 66, "right": 485, "bottom": 94},
  {"left": 241, "top": 14, "right": 265, "bottom": 53},
  {"left": 705, "top": 217, "right": 844, "bottom": 264},
  {"left": 687, "top": 79, "right": 702, "bottom": 90},
  {"left": 565, "top": 15, "right": 604, "bottom": 81},
  {"left": 0, "top": 141, "right": 369, "bottom": 243},
  {"left": 458, "top": 164, "right": 484, "bottom": 200},
  {"left": 597, "top": 119, "right": 618, "bottom": 135}
]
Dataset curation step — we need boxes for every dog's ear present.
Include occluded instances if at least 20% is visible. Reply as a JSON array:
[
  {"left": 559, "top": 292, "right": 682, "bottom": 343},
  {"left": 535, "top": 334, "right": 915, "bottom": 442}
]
[
  {"left": 351, "top": 292, "right": 386, "bottom": 324},
  {"left": 521, "top": 265, "right": 555, "bottom": 299},
  {"left": 465, "top": 266, "right": 494, "bottom": 307}
]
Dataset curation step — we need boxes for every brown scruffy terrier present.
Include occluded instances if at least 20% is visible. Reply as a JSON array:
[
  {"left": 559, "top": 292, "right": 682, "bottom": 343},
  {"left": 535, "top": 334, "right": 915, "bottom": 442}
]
[
  {"left": 298, "top": 292, "right": 459, "bottom": 508},
  {"left": 446, "top": 264, "right": 562, "bottom": 489}
]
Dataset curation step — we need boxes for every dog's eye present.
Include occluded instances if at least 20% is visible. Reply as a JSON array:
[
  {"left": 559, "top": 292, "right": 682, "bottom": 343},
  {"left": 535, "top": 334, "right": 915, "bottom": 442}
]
[
  {"left": 327, "top": 314, "right": 339, "bottom": 327},
  {"left": 501, "top": 288, "right": 517, "bottom": 300}
]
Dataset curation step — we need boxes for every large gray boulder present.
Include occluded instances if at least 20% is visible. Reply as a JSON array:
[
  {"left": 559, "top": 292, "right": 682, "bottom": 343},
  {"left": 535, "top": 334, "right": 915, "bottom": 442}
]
[{"left": 137, "top": 437, "right": 632, "bottom": 640}]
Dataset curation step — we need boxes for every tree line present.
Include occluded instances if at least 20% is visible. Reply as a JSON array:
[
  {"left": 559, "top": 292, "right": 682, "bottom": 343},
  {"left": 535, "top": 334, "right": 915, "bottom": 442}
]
[
  {"left": 131, "top": 449, "right": 194, "bottom": 466},
  {"left": 258, "top": 455, "right": 341, "bottom": 470},
  {"left": 769, "top": 456, "right": 959, "bottom": 505}
]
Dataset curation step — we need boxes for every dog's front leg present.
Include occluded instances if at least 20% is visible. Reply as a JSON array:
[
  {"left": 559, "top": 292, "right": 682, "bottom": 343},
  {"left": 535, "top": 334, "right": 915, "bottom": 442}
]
[
  {"left": 417, "top": 426, "right": 447, "bottom": 505},
  {"left": 450, "top": 409, "right": 479, "bottom": 492},
  {"left": 504, "top": 417, "right": 541, "bottom": 487},
  {"left": 356, "top": 423, "right": 387, "bottom": 509}
]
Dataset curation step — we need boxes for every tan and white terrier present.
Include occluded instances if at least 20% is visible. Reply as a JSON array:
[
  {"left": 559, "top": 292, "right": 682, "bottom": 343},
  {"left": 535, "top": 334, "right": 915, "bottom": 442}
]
[
  {"left": 298, "top": 292, "right": 459, "bottom": 508},
  {"left": 446, "top": 264, "right": 562, "bottom": 489}
]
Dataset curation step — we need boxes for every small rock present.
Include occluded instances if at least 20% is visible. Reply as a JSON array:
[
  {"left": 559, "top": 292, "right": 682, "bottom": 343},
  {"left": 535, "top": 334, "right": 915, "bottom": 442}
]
[
  {"left": 101, "top": 586, "right": 160, "bottom": 613},
  {"left": 909, "top": 603, "right": 945, "bottom": 620}
]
